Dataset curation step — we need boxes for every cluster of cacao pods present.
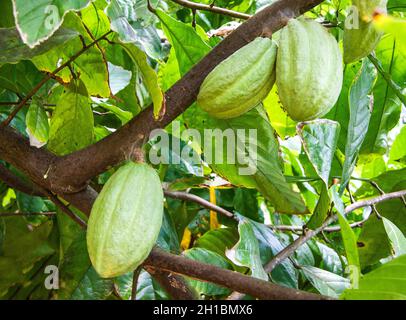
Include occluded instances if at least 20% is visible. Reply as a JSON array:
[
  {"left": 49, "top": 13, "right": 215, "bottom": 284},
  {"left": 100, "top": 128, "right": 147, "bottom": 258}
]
[
  {"left": 197, "top": 18, "right": 346, "bottom": 122},
  {"left": 87, "top": 162, "right": 163, "bottom": 278}
]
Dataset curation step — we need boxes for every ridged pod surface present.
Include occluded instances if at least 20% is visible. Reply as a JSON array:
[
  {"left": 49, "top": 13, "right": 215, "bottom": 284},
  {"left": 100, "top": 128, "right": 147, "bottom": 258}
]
[
  {"left": 276, "top": 18, "right": 343, "bottom": 121},
  {"left": 353, "top": 0, "right": 387, "bottom": 19},
  {"left": 343, "top": 0, "right": 387, "bottom": 64},
  {"left": 87, "top": 162, "right": 163, "bottom": 278},
  {"left": 197, "top": 37, "right": 277, "bottom": 119}
]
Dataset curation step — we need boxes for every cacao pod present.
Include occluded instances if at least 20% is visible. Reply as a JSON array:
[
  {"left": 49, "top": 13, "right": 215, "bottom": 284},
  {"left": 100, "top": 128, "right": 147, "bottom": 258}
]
[
  {"left": 353, "top": 0, "right": 387, "bottom": 20},
  {"left": 197, "top": 37, "right": 277, "bottom": 119},
  {"left": 276, "top": 18, "right": 343, "bottom": 121},
  {"left": 87, "top": 162, "right": 163, "bottom": 278},
  {"left": 343, "top": 0, "right": 387, "bottom": 64}
]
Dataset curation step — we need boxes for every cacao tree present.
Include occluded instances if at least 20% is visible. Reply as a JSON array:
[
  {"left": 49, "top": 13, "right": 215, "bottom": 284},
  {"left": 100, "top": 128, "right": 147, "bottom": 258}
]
[{"left": 0, "top": 0, "right": 405, "bottom": 301}]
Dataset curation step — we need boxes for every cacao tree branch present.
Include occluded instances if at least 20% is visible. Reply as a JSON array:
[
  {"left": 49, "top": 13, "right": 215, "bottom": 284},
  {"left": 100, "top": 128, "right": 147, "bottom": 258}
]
[
  {"left": 34, "top": 0, "right": 325, "bottom": 194},
  {"left": 144, "top": 247, "right": 331, "bottom": 300},
  {"left": 0, "top": 162, "right": 42, "bottom": 196},
  {"left": 264, "top": 190, "right": 406, "bottom": 273},
  {"left": 144, "top": 267, "right": 199, "bottom": 300},
  {"left": 171, "top": 0, "right": 251, "bottom": 20}
]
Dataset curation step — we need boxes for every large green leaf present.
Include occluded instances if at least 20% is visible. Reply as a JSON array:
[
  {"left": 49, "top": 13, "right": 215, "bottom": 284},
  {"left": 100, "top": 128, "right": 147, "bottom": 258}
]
[
  {"left": 119, "top": 42, "right": 164, "bottom": 118},
  {"left": 383, "top": 217, "right": 406, "bottom": 257},
  {"left": 331, "top": 186, "right": 360, "bottom": 287},
  {"left": 156, "top": 9, "right": 211, "bottom": 76},
  {"left": 184, "top": 105, "right": 307, "bottom": 214},
  {"left": 12, "top": 0, "right": 90, "bottom": 48},
  {"left": 301, "top": 265, "right": 350, "bottom": 298},
  {"left": 0, "top": 218, "right": 55, "bottom": 297},
  {"left": 0, "top": 27, "right": 78, "bottom": 64},
  {"left": 183, "top": 248, "right": 232, "bottom": 296},
  {"left": 226, "top": 218, "right": 268, "bottom": 280},
  {"left": 194, "top": 227, "right": 239, "bottom": 260},
  {"left": 25, "top": 99, "right": 49, "bottom": 147},
  {"left": 297, "top": 119, "right": 340, "bottom": 227},
  {"left": 298, "top": 119, "right": 340, "bottom": 186},
  {"left": 32, "top": 12, "right": 110, "bottom": 97},
  {"left": 361, "top": 34, "right": 406, "bottom": 154},
  {"left": 339, "top": 59, "right": 377, "bottom": 193},
  {"left": 47, "top": 80, "right": 94, "bottom": 155},
  {"left": 390, "top": 125, "right": 406, "bottom": 162},
  {"left": 341, "top": 254, "right": 406, "bottom": 300},
  {"left": 358, "top": 181, "right": 406, "bottom": 267},
  {"left": 55, "top": 232, "right": 113, "bottom": 300},
  {"left": 105, "top": 0, "right": 163, "bottom": 59}
]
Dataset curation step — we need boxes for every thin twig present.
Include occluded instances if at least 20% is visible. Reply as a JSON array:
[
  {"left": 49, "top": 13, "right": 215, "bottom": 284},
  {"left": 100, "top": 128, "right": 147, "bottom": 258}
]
[
  {"left": 0, "top": 211, "right": 56, "bottom": 217},
  {"left": 0, "top": 102, "right": 56, "bottom": 107},
  {"left": 39, "top": 188, "right": 87, "bottom": 229},
  {"left": 1, "top": 31, "right": 112, "bottom": 127},
  {"left": 264, "top": 190, "right": 406, "bottom": 273},
  {"left": 171, "top": 0, "right": 251, "bottom": 20},
  {"left": 164, "top": 190, "right": 235, "bottom": 219},
  {"left": 268, "top": 216, "right": 370, "bottom": 233}
]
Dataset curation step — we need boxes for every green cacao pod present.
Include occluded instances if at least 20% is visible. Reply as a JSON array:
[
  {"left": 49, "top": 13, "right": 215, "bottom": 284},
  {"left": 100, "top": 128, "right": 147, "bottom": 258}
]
[
  {"left": 276, "top": 18, "right": 343, "bottom": 121},
  {"left": 87, "top": 162, "right": 163, "bottom": 278},
  {"left": 353, "top": 0, "right": 387, "bottom": 19},
  {"left": 197, "top": 37, "right": 277, "bottom": 119},
  {"left": 343, "top": 0, "right": 387, "bottom": 64}
]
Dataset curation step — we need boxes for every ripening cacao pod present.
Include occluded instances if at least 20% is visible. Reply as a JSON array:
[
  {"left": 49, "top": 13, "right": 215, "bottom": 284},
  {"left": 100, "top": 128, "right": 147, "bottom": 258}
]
[
  {"left": 353, "top": 0, "right": 387, "bottom": 19},
  {"left": 87, "top": 162, "right": 163, "bottom": 278},
  {"left": 343, "top": 0, "right": 387, "bottom": 64},
  {"left": 197, "top": 37, "right": 277, "bottom": 119},
  {"left": 276, "top": 18, "right": 343, "bottom": 121}
]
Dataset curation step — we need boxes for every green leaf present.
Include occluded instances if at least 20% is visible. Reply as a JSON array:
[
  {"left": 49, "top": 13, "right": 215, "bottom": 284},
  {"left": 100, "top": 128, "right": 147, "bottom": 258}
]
[
  {"left": 307, "top": 184, "right": 330, "bottom": 230},
  {"left": 48, "top": 80, "right": 94, "bottom": 156},
  {"left": 194, "top": 227, "right": 239, "bottom": 260},
  {"left": 341, "top": 254, "right": 406, "bottom": 300},
  {"left": 106, "top": 0, "right": 163, "bottom": 59},
  {"left": 326, "top": 63, "right": 363, "bottom": 152},
  {"left": 263, "top": 85, "right": 296, "bottom": 138},
  {"left": 119, "top": 42, "right": 164, "bottom": 119},
  {"left": 0, "top": 218, "right": 54, "bottom": 297},
  {"left": 0, "top": 27, "right": 78, "bottom": 64},
  {"left": 156, "top": 9, "right": 211, "bottom": 76},
  {"left": 184, "top": 105, "right": 307, "bottom": 214},
  {"left": 114, "top": 270, "right": 169, "bottom": 300},
  {"left": 226, "top": 218, "right": 268, "bottom": 280},
  {"left": 301, "top": 265, "right": 350, "bottom": 298},
  {"left": 339, "top": 59, "right": 377, "bottom": 194},
  {"left": 331, "top": 186, "right": 360, "bottom": 287},
  {"left": 298, "top": 119, "right": 340, "bottom": 186},
  {"left": 248, "top": 218, "right": 298, "bottom": 288},
  {"left": 55, "top": 232, "right": 113, "bottom": 300},
  {"left": 361, "top": 35, "right": 406, "bottom": 154},
  {"left": 390, "top": 125, "right": 406, "bottom": 162},
  {"left": 383, "top": 217, "right": 406, "bottom": 257},
  {"left": 32, "top": 12, "right": 110, "bottom": 97},
  {"left": 358, "top": 181, "right": 406, "bottom": 267},
  {"left": 183, "top": 248, "right": 232, "bottom": 296},
  {"left": 233, "top": 188, "right": 260, "bottom": 222},
  {"left": 25, "top": 99, "right": 49, "bottom": 147},
  {"left": 12, "top": 0, "right": 90, "bottom": 48}
]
